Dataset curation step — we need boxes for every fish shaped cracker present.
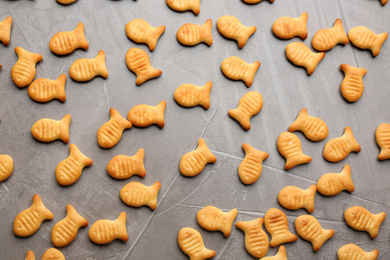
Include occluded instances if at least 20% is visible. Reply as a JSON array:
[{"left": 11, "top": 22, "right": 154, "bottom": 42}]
[
  {"left": 344, "top": 206, "right": 386, "bottom": 239},
  {"left": 126, "top": 19, "right": 165, "bottom": 51},
  {"left": 277, "top": 132, "right": 312, "bottom": 170},
  {"left": 278, "top": 185, "right": 316, "bottom": 213},
  {"left": 286, "top": 42, "right": 325, "bottom": 75},
  {"left": 340, "top": 63, "right": 367, "bottom": 103},
  {"left": 0, "top": 16, "right": 12, "bottom": 45},
  {"left": 31, "top": 114, "right": 71, "bottom": 144},
  {"left": 348, "top": 26, "right": 388, "bottom": 56},
  {"left": 317, "top": 165, "right": 354, "bottom": 196},
  {"left": 238, "top": 143, "right": 268, "bottom": 185},
  {"left": 11, "top": 47, "right": 43, "bottom": 88},
  {"left": 0, "top": 154, "right": 13, "bottom": 182},
  {"left": 337, "top": 244, "right": 379, "bottom": 260},
  {"left": 126, "top": 47, "right": 162, "bottom": 85},
  {"left": 166, "top": 0, "right": 201, "bottom": 15},
  {"left": 69, "top": 50, "right": 108, "bottom": 81},
  {"left": 120, "top": 181, "right": 161, "bottom": 210},
  {"left": 197, "top": 206, "right": 237, "bottom": 237},
  {"left": 289, "top": 108, "right": 328, "bottom": 141},
  {"left": 107, "top": 149, "right": 146, "bottom": 179},
  {"left": 312, "top": 19, "right": 349, "bottom": 51},
  {"left": 221, "top": 56, "right": 260, "bottom": 87},
  {"left": 174, "top": 81, "right": 212, "bottom": 109},
  {"left": 261, "top": 246, "right": 287, "bottom": 260},
  {"left": 323, "top": 126, "right": 361, "bottom": 162},
  {"left": 264, "top": 208, "right": 298, "bottom": 247},
  {"left": 178, "top": 227, "right": 216, "bottom": 260},
  {"left": 13, "top": 194, "right": 54, "bottom": 237},
  {"left": 97, "top": 108, "right": 132, "bottom": 148},
  {"left": 229, "top": 91, "right": 263, "bottom": 131},
  {"left": 55, "top": 143, "right": 93, "bottom": 186},
  {"left": 88, "top": 212, "right": 128, "bottom": 244},
  {"left": 177, "top": 19, "right": 213, "bottom": 46},
  {"left": 28, "top": 74, "right": 66, "bottom": 103},
  {"left": 272, "top": 12, "right": 308, "bottom": 40},
  {"left": 217, "top": 15, "right": 256, "bottom": 48},
  {"left": 376, "top": 123, "right": 390, "bottom": 160},
  {"left": 127, "top": 101, "right": 166, "bottom": 128},
  {"left": 49, "top": 23, "right": 88, "bottom": 55},
  {"left": 236, "top": 217, "right": 269, "bottom": 258},
  {"left": 42, "top": 248, "right": 65, "bottom": 260}
]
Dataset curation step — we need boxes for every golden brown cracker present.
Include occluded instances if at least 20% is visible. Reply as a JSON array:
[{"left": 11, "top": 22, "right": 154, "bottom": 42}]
[
  {"left": 49, "top": 23, "right": 88, "bottom": 55},
  {"left": 177, "top": 19, "right": 213, "bottom": 46},
  {"left": 323, "top": 126, "right": 361, "bottom": 162},
  {"left": 0, "top": 16, "right": 12, "bottom": 46},
  {"left": 217, "top": 15, "right": 256, "bottom": 48},
  {"left": 348, "top": 26, "right": 388, "bottom": 56},
  {"left": 272, "top": 12, "right": 308, "bottom": 40},
  {"left": 236, "top": 217, "right": 269, "bottom": 258},
  {"left": 178, "top": 227, "right": 216, "bottom": 260},
  {"left": 286, "top": 42, "right": 325, "bottom": 75},
  {"left": 312, "top": 19, "right": 349, "bottom": 51},
  {"left": 295, "top": 215, "right": 335, "bottom": 252},
  {"left": 69, "top": 50, "right": 108, "bottom": 81},
  {"left": 338, "top": 244, "right": 379, "bottom": 260},
  {"left": 166, "top": 0, "right": 201, "bottom": 15},
  {"left": 229, "top": 91, "right": 263, "bottom": 131},
  {"left": 264, "top": 208, "right": 298, "bottom": 247},
  {"left": 126, "top": 47, "right": 162, "bottom": 85},
  {"left": 97, "top": 108, "right": 132, "bottom": 148},
  {"left": 340, "top": 63, "right": 367, "bottom": 103},
  {"left": 174, "top": 81, "right": 212, "bottom": 109},
  {"left": 11, "top": 47, "right": 43, "bottom": 88},
  {"left": 120, "top": 181, "right": 161, "bottom": 210},
  {"left": 42, "top": 248, "right": 65, "bottom": 260},
  {"left": 221, "top": 56, "right": 260, "bottom": 87},
  {"left": 0, "top": 154, "right": 13, "bottom": 182},
  {"left": 13, "top": 194, "right": 53, "bottom": 237},
  {"left": 289, "top": 108, "right": 328, "bottom": 141},
  {"left": 317, "top": 165, "right": 354, "bottom": 196},
  {"left": 88, "top": 212, "right": 128, "bottom": 244},
  {"left": 277, "top": 132, "right": 312, "bottom": 170},
  {"left": 31, "top": 114, "right": 71, "bottom": 144},
  {"left": 278, "top": 185, "right": 316, "bottom": 213},
  {"left": 344, "top": 206, "right": 386, "bottom": 239},
  {"left": 28, "top": 74, "right": 66, "bottom": 103},
  {"left": 238, "top": 143, "right": 268, "bottom": 185},
  {"left": 107, "top": 149, "right": 146, "bottom": 179},
  {"left": 376, "top": 123, "right": 390, "bottom": 160},
  {"left": 127, "top": 101, "right": 166, "bottom": 128},
  {"left": 197, "top": 206, "right": 237, "bottom": 237},
  {"left": 126, "top": 19, "right": 165, "bottom": 51}
]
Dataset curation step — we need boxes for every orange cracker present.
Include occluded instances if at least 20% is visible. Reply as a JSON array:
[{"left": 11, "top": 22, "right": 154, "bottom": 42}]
[
  {"left": 125, "top": 47, "right": 162, "bottom": 85},
  {"left": 272, "top": 12, "right": 308, "bottom": 40},
  {"left": 42, "top": 248, "right": 65, "bottom": 260},
  {"left": 0, "top": 16, "right": 12, "bottom": 45},
  {"left": 88, "top": 212, "right": 128, "bottom": 244},
  {"left": 236, "top": 217, "right": 269, "bottom": 258},
  {"left": 178, "top": 227, "right": 216, "bottom": 260},
  {"left": 28, "top": 74, "right": 66, "bottom": 103},
  {"left": 344, "top": 206, "right": 386, "bottom": 239},
  {"left": 107, "top": 149, "right": 146, "bottom": 179},
  {"left": 0, "top": 154, "right": 13, "bottom": 183},
  {"left": 166, "top": 0, "right": 201, "bottom": 15},
  {"left": 317, "top": 165, "right": 354, "bottom": 196},
  {"left": 51, "top": 204, "right": 88, "bottom": 247},
  {"left": 323, "top": 126, "right": 361, "bottom": 162},
  {"left": 261, "top": 246, "right": 287, "bottom": 260},
  {"left": 11, "top": 47, "right": 43, "bottom": 88},
  {"left": 31, "top": 114, "right": 71, "bottom": 144},
  {"left": 340, "top": 63, "right": 367, "bottom": 103},
  {"left": 120, "top": 181, "right": 161, "bottom": 210},
  {"left": 264, "top": 208, "right": 298, "bottom": 247},
  {"left": 174, "top": 81, "right": 212, "bottom": 109},
  {"left": 229, "top": 91, "right": 263, "bottom": 131},
  {"left": 221, "top": 56, "right": 260, "bottom": 87},
  {"left": 217, "top": 15, "right": 256, "bottom": 48},
  {"left": 49, "top": 23, "right": 88, "bottom": 55},
  {"left": 126, "top": 19, "right": 165, "bottom": 51},
  {"left": 13, "top": 194, "right": 53, "bottom": 237},
  {"left": 286, "top": 42, "right": 325, "bottom": 75},
  {"left": 376, "top": 123, "right": 390, "bottom": 160},
  {"left": 197, "top": 206, "right": 237, "bottom": 237},
  {"left": 238, "top": 143, "right": 268, "bottom": 185},
  {"left": 312, "top": 19, "right": 349, "bottom": 51},
  {"left": 69, "top": 50, "right": 108, "bottom": 81},
  {"left": 338, "top": 244, "right": 379, "bottom": 260},
  {"left": 348, "top": 26, "right": 388, "bottom": 56},
  {"left": 295, "top": 215, "right": 335, "bottom": 252},
  {"left": 97, "top": 108, "right": 132, "bottom": 148},
  {"left": 278, "top": 185, "right": 316, "bottom": 213},
  {"left": 277, "top": 132, "right": 312, "bottom": 170},
  {"left": 177, "top": 19, "right": 213, "bottom": 46},
  {"left": 180, "top": 138, "right": 216, "bottom": 177},
  {"left": 127, "top": 100, "right": 166, "bottom": 128},
  {"left": 55, "top": 143, "right": 93, "bottom": 186},
  {"left": 289, "top": 108, "right": 328, "bottom": 141}
]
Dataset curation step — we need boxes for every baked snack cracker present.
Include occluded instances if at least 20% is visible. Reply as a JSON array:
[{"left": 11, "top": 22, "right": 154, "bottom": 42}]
[
  {"left": 127, "top": 100, "right": 166, "bottom": 128},
  {"left": 28, "top": 74, "right": 66, "bottom": 103},
  {"left": 51, "top": 204, "right": 88, "bottom": 247},
  {"left": 107, "top": 149, "right": 146, "bottom": 179},
  {"left": 217, "top": 15, "right": 256, "bottom": 48},
  {"left": 382, "top": 0, "right": 388, "bottom": 5},
  {"left": 344, "top": 206, "right": 386, "bottom": 239},
  {"left": 348, "top": 26, "right": 388, "bottom": 56},
  {"left": 289, "top": 108, "right": 328, "bottom": 141},
  {"left": 88, "top": 212, "right": 128, "bottom": 244},
  {"left": 49, "top": 23, "right": 88, "bottom": 55},
  {"left": 272, "top": 12, "right": 308, "bottom": 40},
  {"left": 31, "top": 114, "right": 71, "bottom": 144},
  {"left": 177, "top": 19, "right": 213, "bottom": 46},
  {"left": 0, "top": 16, "right": 12, "bottom": 45},
  {"left": 278, "top": 185, "right": 316, "bottom": 213},
  {"left": 57, "top": 0, "right": 77, "bottom": 4},
  {"left": 340, "top": 63, "right": 367, "bottom": 103},
  {"left": 125, "top": 47, "right": 162, "bottom": 85},
  {"left": 277, "top": 132, "right": 312, "bottom": 170},
  {"left": 97, "top": 108, "right": 132, "bottom": 148},
  {"left": 317, "top": 165, "right": 354, "bottom": 196},
  {"left": 238, "top": 143, "right": 268, "bottom": 185},
  {"left": 376, "top": 123, "right": 390, "bottom": 160},
  {"left": 285, "top": 42, "right": 325, "bottom": 75},
  {"left": 166, "top": 0, "right": 201, "bottom": 15},
  {"left": 323, "top": 126, "right": 361, "bottom": 162},
  {"left": 126, "top": 19, "right": 165, "bottom": 51},
  {"left": 69, "top": 50, "right": 108, "bottom": 81},
  {"left": 178, "top": 227, "right": 216, "bottom": 260},
  {"left": 55, "top": 143, "right": 93, "bottom": 186},
  {"left": 197, "top": 206, "right": 237, "bottom": 237},
  {"left": 120, "top": 181, "right": 161, "bottom": 210},
  {"left": 261, "top": 246, "right": 287, "bottom": 260},
  {"left": 338, "top": 244, "right": 379, "bottom": 260},
  {"left": 11, "top": 47, "right": 43, "bottom": 88},
  {"left": 180, "top": 138, "right": 216, "bottom": 177},
  {"left": 13, "top": 194, "right": 54, "bottom": 237},
  {"left": 25, "top": 250, "right": 35, "bottom": 260},
  {"left": 174, "top": 81, "right": 212, "bottom": 109},
  {"left": 229, "top": 91, "right": 263, "bottom": 130},
  {"left": 236, "top": 217, "right": 269, "bottom": 258},
  {"left": 295, "top": 215, "right": 335, "bottom": 252},
  {"left": 0, "top": 154, "right": 13, "bottom": 182},
  {"left": 221, "top": 56, "right": 260, "bottom": 87},
  {"left": 312, "top": 19, "right": 349, "bottom": 51},
  {"left": 42, "top": 248, "right": 65, "bottom": 260},
  {"left": 264, "top": 208, "right": 298, "bottom": 247}
]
